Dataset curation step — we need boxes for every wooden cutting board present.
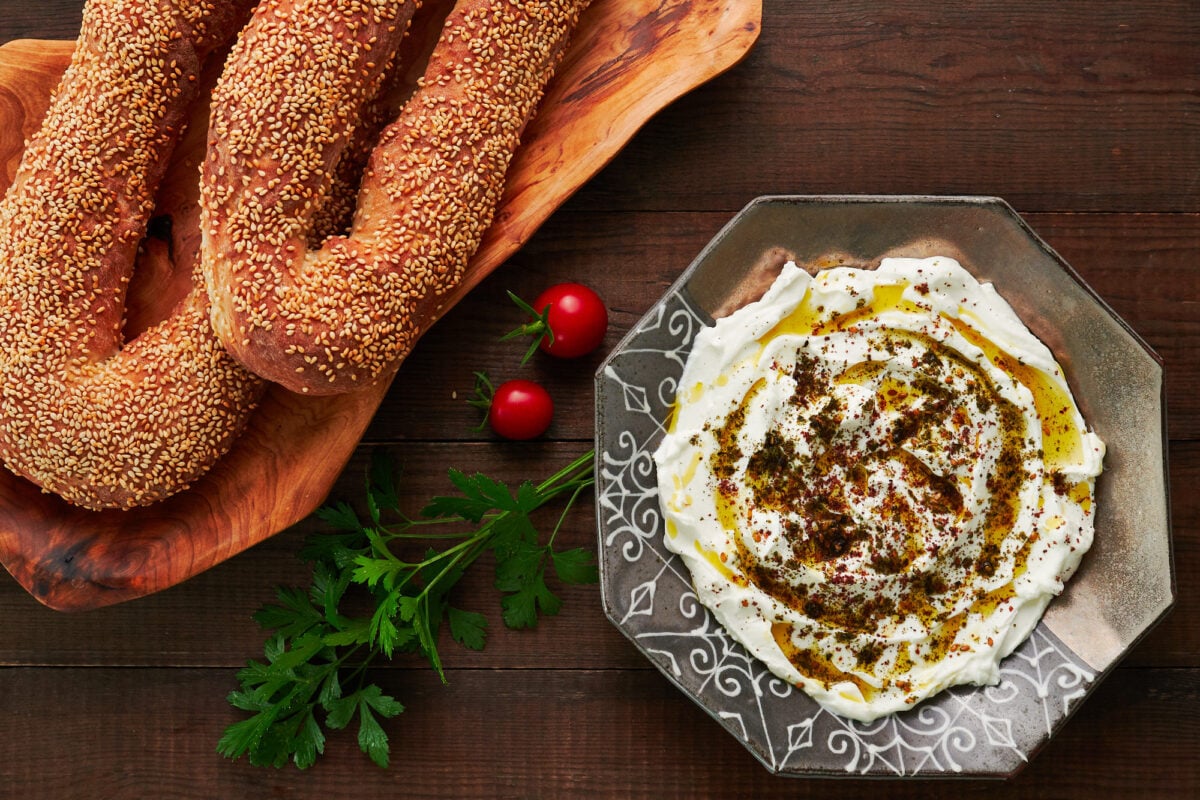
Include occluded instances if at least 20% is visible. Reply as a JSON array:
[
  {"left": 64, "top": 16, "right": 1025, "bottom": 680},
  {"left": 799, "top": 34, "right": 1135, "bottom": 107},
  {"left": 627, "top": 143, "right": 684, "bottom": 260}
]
[{"left": 0, "top": 1, "right": 761, "bottom": 611}]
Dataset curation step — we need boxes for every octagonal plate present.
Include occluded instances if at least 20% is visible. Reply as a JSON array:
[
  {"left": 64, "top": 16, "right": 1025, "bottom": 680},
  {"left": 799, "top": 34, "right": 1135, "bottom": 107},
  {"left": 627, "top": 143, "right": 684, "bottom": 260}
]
[{"left": 594, "top": 195, "right": 1174, "bottom": 778}]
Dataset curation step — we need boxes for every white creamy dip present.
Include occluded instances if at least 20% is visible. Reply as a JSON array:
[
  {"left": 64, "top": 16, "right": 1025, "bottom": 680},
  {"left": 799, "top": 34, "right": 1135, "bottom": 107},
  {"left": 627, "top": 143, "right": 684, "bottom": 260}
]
[{"left": 654, "top": 256, "right": 1104, "bottom": 721}]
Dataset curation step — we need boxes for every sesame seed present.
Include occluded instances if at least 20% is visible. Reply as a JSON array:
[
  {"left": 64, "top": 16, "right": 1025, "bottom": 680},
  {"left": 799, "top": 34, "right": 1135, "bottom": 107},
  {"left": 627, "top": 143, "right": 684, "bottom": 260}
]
[
  {"left": 200, "top": 0, "right": 590, "bottom": 395},
  {"left": 0, "top": 0, "right": 266, "bottom": 509}
]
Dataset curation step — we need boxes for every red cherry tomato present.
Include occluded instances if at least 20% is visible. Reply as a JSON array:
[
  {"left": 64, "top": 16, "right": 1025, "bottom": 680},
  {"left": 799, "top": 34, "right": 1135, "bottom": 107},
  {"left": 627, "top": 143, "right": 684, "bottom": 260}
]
[
  {"left": 531, "top": 283, "right": 608, "bottom": 359},
  {"left": 487, "top": 380, "right": 554, "bottom": 440}
]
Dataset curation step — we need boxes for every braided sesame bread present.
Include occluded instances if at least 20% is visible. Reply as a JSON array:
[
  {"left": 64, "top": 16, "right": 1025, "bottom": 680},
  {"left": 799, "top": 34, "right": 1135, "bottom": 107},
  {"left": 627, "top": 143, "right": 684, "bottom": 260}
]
[
  {"left": 0, "top": 0, "right": 265, "bottom": 510},
  {"left": 201, "top": 0, "right": 592, "bottom": 394}
]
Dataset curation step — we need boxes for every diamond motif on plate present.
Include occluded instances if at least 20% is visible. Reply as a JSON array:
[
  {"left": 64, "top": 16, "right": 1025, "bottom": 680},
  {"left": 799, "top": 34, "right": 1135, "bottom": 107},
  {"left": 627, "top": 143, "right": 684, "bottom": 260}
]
[
  {"left": 596, "top": 286, "right": 1098, "bottom": 777},
  {"left": 623, "top": 581, "right": 656, "bottom": 621}
]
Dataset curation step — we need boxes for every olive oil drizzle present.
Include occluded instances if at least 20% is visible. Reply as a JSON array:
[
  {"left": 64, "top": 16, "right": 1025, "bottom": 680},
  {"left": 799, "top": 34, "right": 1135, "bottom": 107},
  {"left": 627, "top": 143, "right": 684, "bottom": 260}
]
[{"left": 698, "top": 278, "right": 1075, "bottom": 691}]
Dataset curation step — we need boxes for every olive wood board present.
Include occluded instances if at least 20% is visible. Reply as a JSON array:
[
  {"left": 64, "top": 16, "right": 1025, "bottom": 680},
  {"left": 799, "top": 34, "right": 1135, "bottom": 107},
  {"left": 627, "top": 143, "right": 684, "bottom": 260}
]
[{"left": 0, "top": 0, "right": 762, "bottom": 611}]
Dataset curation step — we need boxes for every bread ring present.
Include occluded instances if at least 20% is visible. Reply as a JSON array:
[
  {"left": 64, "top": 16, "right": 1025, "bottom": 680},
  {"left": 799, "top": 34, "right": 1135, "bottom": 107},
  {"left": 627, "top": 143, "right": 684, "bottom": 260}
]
[
  {"left": 200, "top": 0, "right": 592, "bottom": 395},
  {"left": 0, "top": 0, "right": 264, "bottom": 510}
]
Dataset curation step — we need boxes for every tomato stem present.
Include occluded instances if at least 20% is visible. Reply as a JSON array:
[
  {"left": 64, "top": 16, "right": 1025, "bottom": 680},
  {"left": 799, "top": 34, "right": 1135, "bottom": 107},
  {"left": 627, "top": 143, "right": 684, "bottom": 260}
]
[{"left": 501, "top": 290, "right": 555, "bottom": 364}]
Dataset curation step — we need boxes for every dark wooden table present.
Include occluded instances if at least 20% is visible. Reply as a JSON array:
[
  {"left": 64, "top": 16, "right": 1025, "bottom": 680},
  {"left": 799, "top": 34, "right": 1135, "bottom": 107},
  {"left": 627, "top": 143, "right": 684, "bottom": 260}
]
[{"left": 1, "top": 1, "right": 1196, "bottom": 797}]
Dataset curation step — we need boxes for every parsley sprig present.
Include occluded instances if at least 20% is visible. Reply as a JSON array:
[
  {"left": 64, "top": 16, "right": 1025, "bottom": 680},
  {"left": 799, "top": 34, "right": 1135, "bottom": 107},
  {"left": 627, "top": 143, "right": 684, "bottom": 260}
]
[{"left": 218, "top": 449, "right": 596, "bottom": 769}]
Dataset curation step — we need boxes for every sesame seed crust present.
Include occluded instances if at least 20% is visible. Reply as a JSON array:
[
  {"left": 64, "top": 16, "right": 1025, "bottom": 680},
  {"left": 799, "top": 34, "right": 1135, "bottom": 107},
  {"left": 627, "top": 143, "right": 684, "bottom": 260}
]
[
  {"left": 0, "top": 0, "right": 266, "bottom": 510},
  {"left": 201, "top": 0, "right": 591, "bottom": 395}
]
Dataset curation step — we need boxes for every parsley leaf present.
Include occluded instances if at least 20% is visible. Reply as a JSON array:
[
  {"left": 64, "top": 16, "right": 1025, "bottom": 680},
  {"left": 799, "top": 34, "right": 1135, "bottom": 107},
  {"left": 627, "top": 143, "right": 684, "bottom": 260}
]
[
  {"left": 314, "top": 501, "right": 361, "bottom": 532},
  {"left": 501, "top": 571, "right": 562, "bottom": 629},
  {"left": 552, "top": 547, "right": 600, "bottom": 585},
  {"left": 326, "top": 685, "right": 404, "bottom": 769},
  {"left": 220, "top": 449, "right": 596, "bottom": 770},
  {"left": 422, "top": 469, "right": 523, "bottom": 521},
  {"left": 448, "top": 606, "right": 488, "bottom": 650}
]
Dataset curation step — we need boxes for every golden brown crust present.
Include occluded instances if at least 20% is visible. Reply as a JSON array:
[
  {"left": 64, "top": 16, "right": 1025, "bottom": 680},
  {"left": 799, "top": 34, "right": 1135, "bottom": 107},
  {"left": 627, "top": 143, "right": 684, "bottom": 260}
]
[
  {"left": 201, "top": 0, "right": 592, "bottom": 394},
  {"left": 0, "top": 0, "right": 265, "bottom": 510}
]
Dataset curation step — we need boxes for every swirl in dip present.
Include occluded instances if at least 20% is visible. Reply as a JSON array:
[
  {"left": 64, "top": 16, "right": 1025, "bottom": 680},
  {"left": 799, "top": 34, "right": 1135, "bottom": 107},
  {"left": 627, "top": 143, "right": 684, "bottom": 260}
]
[{"left": 654, "top": 257, "right": 1105, "bottom": 721}]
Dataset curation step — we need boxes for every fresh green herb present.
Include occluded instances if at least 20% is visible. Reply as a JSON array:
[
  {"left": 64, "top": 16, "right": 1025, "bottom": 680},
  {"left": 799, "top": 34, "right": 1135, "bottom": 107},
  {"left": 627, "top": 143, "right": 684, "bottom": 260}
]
[
  {"left": 500, "top": 290, "right": 555, "bottom": 365},
  {"left": 466, "top": 371, "right": 496, "bottom": 432},
  {"left": 218, "top": 449, "right": 596, "bottom": 769}
]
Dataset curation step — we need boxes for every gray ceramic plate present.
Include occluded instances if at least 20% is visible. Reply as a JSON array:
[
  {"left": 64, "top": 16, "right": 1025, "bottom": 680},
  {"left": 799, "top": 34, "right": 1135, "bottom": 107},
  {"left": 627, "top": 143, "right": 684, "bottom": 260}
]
[{"left": 594, "top": 195, "right": 1173, "bottom": 778}]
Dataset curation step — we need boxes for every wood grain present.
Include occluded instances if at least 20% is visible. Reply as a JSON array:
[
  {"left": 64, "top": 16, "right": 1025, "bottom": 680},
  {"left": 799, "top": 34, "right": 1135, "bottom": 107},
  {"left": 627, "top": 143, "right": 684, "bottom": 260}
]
[
  {"left": 570, "top": 0, "right": 1200, "bottom": 215},
  {"left": 364, "top": 209, "right": 1200, "bottom": 442},
  {"left": 0, "top": 0, "right": 1195, "bottom": 795},
  {"left": 0, "top": 665, "right": 1196, "bottom": 798},
  {"left": 0, "top": 438, "right": 1194, "bottom": 671},
  {"left": 0, "top": 0, "right": 762, "bottom": 611}
]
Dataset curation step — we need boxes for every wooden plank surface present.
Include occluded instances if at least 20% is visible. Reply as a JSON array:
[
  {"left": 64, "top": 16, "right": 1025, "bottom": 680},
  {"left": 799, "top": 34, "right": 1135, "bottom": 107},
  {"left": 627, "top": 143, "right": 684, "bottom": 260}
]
[
  {"left": 0, "top": 667, "right": 1197, "bottom": 798},
  {"left": 0, "top": 0, "right": 762, "bottom": 612},
  {"left": 0, "top": 0, "right": 1197, "bottom": 797}
]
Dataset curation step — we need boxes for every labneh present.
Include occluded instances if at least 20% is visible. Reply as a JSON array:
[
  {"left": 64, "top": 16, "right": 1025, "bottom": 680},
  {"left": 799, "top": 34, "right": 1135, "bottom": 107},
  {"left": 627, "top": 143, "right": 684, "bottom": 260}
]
[{"left": 654, "top": 257, "right": 1105, "bottom": 721}]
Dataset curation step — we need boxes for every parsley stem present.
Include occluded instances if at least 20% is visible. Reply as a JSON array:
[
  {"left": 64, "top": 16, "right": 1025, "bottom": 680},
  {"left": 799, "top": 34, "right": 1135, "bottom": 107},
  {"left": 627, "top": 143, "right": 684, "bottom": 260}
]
[
  {"left": 341, "top": 649, "right": 374, "bottom": 687},
  {"left": 546, "top": 480, "right": 590, "bottom": 550},
  {"left": 377, "top": 514, "right": 482, "bottom": 541},
  {"left": 385, "top": 530, "right": 479, "bottom": 540},
  {"left": 386, "top": 534, "right": 483, "bottom": 593},
  {"left": 534, "top": 449, "right": 595, "bottom": 495},
  {"left": 224, "top": 448, "right": 599, "bottom": 770},
  {"left": 417, "top": 534, "right": 489, "bottom": 605},
  {"left": 415, "top": 450, "right": 594, "bottom": 606}
]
